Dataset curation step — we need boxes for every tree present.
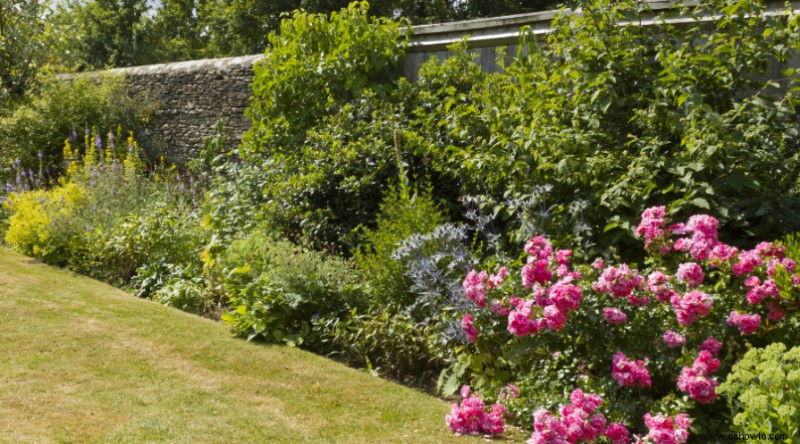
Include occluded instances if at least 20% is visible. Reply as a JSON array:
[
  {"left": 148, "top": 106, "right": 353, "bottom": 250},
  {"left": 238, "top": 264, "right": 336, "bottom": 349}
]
[
  {"left": 454, "top": 0, "right": 562, "bottom": 20},
  {"left": 145, "top": 0, "right": 210, "bottom": 61},
  {"left": 67, "top": 0, "right": 150, "bottom": 68},
  {"left": 200, "top": 0, "right": 300, "bottom": 56},
  {"left": 0, "top": 0, "right": 46, "bottom": 106}
]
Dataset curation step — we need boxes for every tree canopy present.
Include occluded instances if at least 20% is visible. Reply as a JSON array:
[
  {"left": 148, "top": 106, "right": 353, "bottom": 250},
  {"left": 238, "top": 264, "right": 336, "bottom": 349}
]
[{"left": 48, "top": 0, "right": 564, "bottom": 69}]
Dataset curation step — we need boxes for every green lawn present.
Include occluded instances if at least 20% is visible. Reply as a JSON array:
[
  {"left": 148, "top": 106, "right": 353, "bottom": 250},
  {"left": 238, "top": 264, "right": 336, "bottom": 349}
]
[{"left": 0, "top": 247, "right": 486, "bottom": 443}]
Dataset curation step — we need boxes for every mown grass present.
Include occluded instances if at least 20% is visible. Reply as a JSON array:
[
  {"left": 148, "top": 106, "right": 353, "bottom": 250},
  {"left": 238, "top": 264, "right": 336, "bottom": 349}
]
[{"left": 0, "top": 247, "right": 498, "bottom": 443}]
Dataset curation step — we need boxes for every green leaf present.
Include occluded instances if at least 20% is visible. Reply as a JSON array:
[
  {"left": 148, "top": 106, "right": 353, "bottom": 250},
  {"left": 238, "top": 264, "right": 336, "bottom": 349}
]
[
  {"left": 442, "top": 371, "right": 461, "bottom": 396},
  {"left": 603, "top": 222, "right": 619, "bottom": 233},
  {"left": 690, "top": 197, "right": 710, "bottom": 210}
]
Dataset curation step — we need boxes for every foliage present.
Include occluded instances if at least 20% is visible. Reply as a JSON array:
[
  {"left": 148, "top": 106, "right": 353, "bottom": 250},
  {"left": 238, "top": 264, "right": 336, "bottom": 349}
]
[
  {"left": 202, "top": 158, "right": 270, "bottom": 242},
  {"left": 392, "top": 222, "right": 478, "bottom": 322},
  {"left": 3, "top": 182, "right": 85, "bottom": 263},
  {"left": 239, "top": 2, "right": 417, "bottom": 244},
  {"left": 0, "top": 74, "right": 153, "bottom": 174},
  {"left": 62, "top": 0, "right": 151, "bottom": 68},
  {"left": 453, "top": 0, "right": 561, "bottom": 20},
  {"left": 409, "top": 0, "right": 800, "bottom": 256},
  {"left": 198, "top": 0, "right": 298, "bottom": 56},
  {"left": 0, "top": 0, "right": 77, "bottom": 105},
  {"left": 718, "top": 343, "right": 800, "bottom": 441},
  {"left": 3, "top": 129, "right": 208, "bottom": 309},
  {"left": 152, "top": 276, "right": 210, "bottom": 314},
  {"left": 233, "top": 0, "right": 800, "bottom": 256},
  {"left": 313, "top": 307, "right": 445, "bottom": 388},
  {"left": 219, "top": 232, "right": 369, "bottom": 346},
  {"left": 5, "top": 3, "right": 800, "bottom": 441},
  {"left": 244, "top": 1, "right": 408, "bottom": 152},
  {"left": 44, "top": 0, "right": 562, "bottom": 70},
  {"left": 354, "top": 183, "right": 448, "bottom": 309},
  {"left": 80, "top": 200, "right": 206, "bottom": 287},
  {"left": 143, "top": 0, "right": 210, "bottom": 62},
  {"left": 3, "top": 129, "right": 143, "bottom": 265}
]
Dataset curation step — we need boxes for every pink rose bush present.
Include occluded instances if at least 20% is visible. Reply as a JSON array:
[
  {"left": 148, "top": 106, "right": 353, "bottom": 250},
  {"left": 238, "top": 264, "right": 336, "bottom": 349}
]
[
  {"left": 446, "top": 386, "right": 507, "bottom": 436},
  {"left": 529, "top": 389, "right": 613, "bottom": 444},
  {"left": 641, "top": 413, "right": 691, "bottom": 444},
  {"left": 463, "top": 269, "right": 488, "bottom": 308},
  {"left": 726, "top": 310, "right": 760, "bottom": 335},
  {"left": 675, "top": 263, "right": 703, "bottom": 287},
  {"left": 447, "top": 206, "right": 800, "bottom": 441},
  {"left": 662, "top": 330, "right": 685, "bottom": 349},
  {"left": 611, "top": 352, "right": 652, "bottom": 387},
  {"left": 677, "top": 350, "right": 720, "bottom": 404},
  {"left": 671, "top": 290, "right": 713, "bottom": 326},
  {"left": 603, "top": 307, "right": 628, "bottom": 324},
  {"left": 461, "top": 313, "right": 479, "bottom": 343}
]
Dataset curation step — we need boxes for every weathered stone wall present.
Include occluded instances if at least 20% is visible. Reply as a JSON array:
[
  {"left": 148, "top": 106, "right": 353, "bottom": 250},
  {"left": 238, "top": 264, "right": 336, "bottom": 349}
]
[
  {"left": 97, "top": 55, "right": 261, "bottom": 163},
  {"left": 77, "top": 0, "right": 799, "bottom": 162}
]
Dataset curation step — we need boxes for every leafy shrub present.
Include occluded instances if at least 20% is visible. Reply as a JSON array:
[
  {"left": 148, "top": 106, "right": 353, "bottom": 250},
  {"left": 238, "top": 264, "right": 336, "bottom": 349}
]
[
  {"left": 412, "top": 0, "right": 800, "bottom": 254},
  {"left": 81, "top": 200, "right": 206, "bottom": 286},
  {"left": 313, "top": 307, "right": 446, "bottom": 388},
  {"left": 0, "top": 74, "right": 154, "bottom": 175},
  {"left": 3, "top": 129, "right": 207, "bottom": 302},
  {"left": 240, "top": 2, "right": 424, "bottom": 245},
  {"left": 152, "top": 277, "right": 209, "bottom": 314},
  {"left": 3, "top": 130, "right": 144, "bottom": 266},
  {"left": 244, "top": 1, "right": 408, "bottom": 154},
  {"left": 354, "top": 183, "right": 448, "bottom": 309},
  {"left": 219, "top": 232, "right": 369, "bottom": 346},
  {"left": 3, "top": 182, "right": 85, "bottom": 263},
  {"left": 235, "top": 0, "right": 800, "bottom": 257},
  {"left": 391, "top": 222, "right": 478, "bottom": 322},
  {"left": 718, "top": 343, "right": 800, "bottom": 441}
]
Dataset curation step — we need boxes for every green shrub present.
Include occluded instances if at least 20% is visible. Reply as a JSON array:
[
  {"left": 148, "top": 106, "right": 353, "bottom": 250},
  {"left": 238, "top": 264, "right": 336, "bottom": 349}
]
[
  {"left": 314, "top": 307, "right": 445, "bottom": 388},
  {"left": 244, "top": 1, "right": 408, "bottom": 155},
  {"left": 152, "top": 277, "right": 210, "bottom": 314},
  {"left": 232, "top": 0, "right": 800, "bottom": 257},
  {"left": 0, "top": 74, "right": 154, "bottom": 175},
  {"left": 718, "top": 343, "right": 800, "bottom": 441},
  {"left": 239, "top": 2, "right": 420, "bottom": 245},
  {"left": 354, "top": 184, "right": 448, "bottom": 309},
  {"left": 411, "top": 0, "right": 800, "bottom": 253},
  {"left": 220, "top": 232, "right": 369, "bottom": 346},
  {"left": 3, "top": 130, "right": 154, "bottom": 266},
  {"left": 3, "top": 129, "right": 207, "bottom": 297},
  {"left": 3, "top": 182, "right": 86, "bottom": 264},
  {"left": 78, "top": 200, "right": 206, "bottom": 286}
]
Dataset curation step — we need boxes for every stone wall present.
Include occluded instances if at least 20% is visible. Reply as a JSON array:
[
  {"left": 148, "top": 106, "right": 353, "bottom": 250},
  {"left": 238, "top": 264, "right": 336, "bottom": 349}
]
[
  {"left": 94, "top": 55, "right": 261, "bottom": 163},
  {"left": 76, "top": 0, "right": 799, "bottom": 162}
]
